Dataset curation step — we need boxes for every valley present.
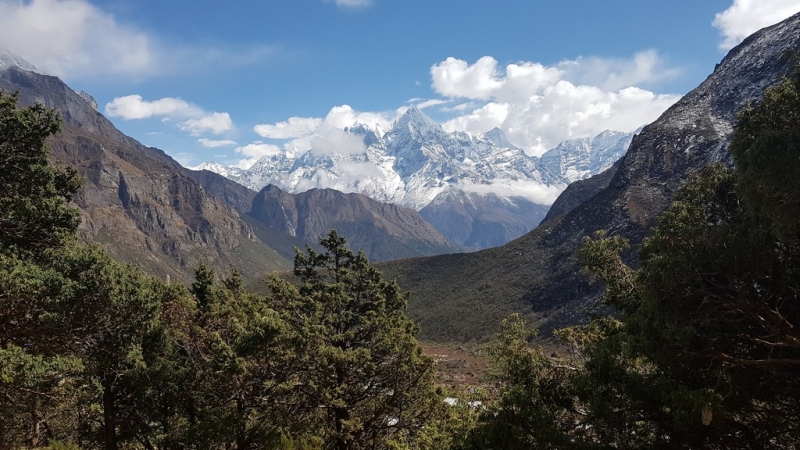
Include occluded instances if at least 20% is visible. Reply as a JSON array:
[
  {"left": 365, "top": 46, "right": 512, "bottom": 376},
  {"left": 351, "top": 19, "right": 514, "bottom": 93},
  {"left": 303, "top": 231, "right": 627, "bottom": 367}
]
[{"left": 2, "top": 3, "right": 800, "bottom": 448}]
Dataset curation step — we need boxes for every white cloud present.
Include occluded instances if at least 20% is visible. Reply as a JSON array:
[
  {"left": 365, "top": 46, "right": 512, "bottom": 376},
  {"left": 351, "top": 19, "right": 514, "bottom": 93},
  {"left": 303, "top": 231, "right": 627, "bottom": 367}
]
[
  {"left": 179, "top": 113, "right": 233, "bottom": 136},
  {"left": 714, "top": 0, "right": 800, "bottom": 49},
  {"left": 309, "top": 126, "right": 369, "bottom": 157},
  {"left": 105, "top": 95, "right": 202, "bottom": 120},
  {"left": 432, "top": 55, "right": 681, "bottom": 156},
  {"left": 323, "top": 104, "right": 395, "bottom": 131},
  {"left": 330, "top": 0, "right": 372, "bottom": 8},
  {"left": 0, "top": 0, "right": 155, "bottom": 78},
  {"left": 557, "top": 50, "right": 681, "bottom": 91},
  {"left": 431, "top": 56, "right": 506, "bottom": 100},
  {"left": 105, "top": 95, "right": 233, "bottom": 136},
  {"left": 254, "top": 117, "right": 322, "bottom": 139},
  {"left": 234, "top": 104, "right": 396, "bottom": 170},
  {"left": 0, "top": 0, "right": 278, "bottom": 79},
  {"left": 199, "top": 138, "right": 237, "bottom": 148},
  {"left": 235, "top": 141, "right": 282, "bottom": 160},
  {"left": 440, "top": 102, "right": 479, "bottom": 113},
  {"left": 414, "top": 99, "right": 450, "bottom": 110}
]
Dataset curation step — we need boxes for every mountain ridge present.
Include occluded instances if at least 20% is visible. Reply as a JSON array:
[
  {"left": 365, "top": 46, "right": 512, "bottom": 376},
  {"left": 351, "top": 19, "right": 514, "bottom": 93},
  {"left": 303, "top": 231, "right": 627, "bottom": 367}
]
[{"left": 0, "top": 64, "right": 294, "bottom": 282}]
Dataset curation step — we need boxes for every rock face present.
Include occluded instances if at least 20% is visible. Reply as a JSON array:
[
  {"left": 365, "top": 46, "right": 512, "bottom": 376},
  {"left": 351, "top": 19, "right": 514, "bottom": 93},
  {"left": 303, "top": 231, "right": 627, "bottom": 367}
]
[
  {"left": 541, "top": 159, "right": 623, "bottom": 224},
  {"left": 0, "top": 63, "right": 293, "bottom": 281},
  {"left": 196, "top": 107, "right": 635, "bottom": 248},
  {"left": 380, "top": 13, "right": 800, "bottom": 342},
  {"left": 249, "top": 185, "right": 459, "bottom": 262}
]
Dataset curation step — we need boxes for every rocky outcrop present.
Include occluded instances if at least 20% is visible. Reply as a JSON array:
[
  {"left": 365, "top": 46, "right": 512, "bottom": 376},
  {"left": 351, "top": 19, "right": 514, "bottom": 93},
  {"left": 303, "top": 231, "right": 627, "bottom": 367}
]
[{"left": 541, "top": 159, "right": 623, "bottom": 224}]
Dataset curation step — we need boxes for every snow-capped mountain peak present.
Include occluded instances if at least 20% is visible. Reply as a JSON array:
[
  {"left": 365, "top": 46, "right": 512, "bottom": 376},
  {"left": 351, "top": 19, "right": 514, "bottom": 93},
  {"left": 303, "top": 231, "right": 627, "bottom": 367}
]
[
  {"left": 191, "top": 161, "right": 244, "bottom": 178},
  {"left": 537, "top": 130, "right": 636, "bottom": 183},
  {"left": 0, "top": 50, "right": 39, "bottom": 73},
  {"left": 483, "top": 127, "right": 518, "bottom": 150},
  {"left": 392, "top": 106, "right": 439, "bottom": 134}
]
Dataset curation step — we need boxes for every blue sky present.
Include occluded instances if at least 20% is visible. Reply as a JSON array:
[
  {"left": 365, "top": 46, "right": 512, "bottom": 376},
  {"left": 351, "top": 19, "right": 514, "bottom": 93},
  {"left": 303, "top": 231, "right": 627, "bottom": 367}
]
[{"left": 1, "top": 0, "right": 799, "bottom": 167}]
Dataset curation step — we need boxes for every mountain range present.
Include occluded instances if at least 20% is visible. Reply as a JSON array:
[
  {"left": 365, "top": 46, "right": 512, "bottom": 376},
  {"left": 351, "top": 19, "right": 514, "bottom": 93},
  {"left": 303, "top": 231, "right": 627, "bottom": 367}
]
[
  {"left": 195, "top": 109, "right": 635, "bottom": 248},
  {"left": 0, "top": 54, "right": 460, "bottom": 280}
]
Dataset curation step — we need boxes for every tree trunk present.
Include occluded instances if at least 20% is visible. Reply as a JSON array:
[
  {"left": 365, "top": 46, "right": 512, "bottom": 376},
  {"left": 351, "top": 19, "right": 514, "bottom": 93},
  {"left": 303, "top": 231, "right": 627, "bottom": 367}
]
[
  {"left": 30, "top": 395, "right": 40, "bottom": 447},
  {"left": 102, "top": 375, "right": 118, "bottom": 450}
]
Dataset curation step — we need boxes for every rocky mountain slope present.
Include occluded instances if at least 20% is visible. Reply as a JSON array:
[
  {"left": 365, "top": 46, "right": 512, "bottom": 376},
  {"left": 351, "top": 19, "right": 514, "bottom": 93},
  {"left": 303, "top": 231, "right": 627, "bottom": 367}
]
[
  {"left": 197, "top": 109, "right": 634, "bottom": 248},
  {"left": 249, "top": 185, "right": 458, "bottom": 261},
  {"left": 0, "top": 63, "right": 294, "bottom": 282},
  {"left": 380, "top": 13, "right": 800, "bottom": 342}
]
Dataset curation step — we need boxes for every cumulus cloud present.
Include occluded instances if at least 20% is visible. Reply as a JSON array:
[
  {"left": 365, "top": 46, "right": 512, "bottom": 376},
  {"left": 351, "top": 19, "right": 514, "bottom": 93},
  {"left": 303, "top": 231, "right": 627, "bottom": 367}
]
[
  {"left": 323, "top": 104, "right": 395, "bottom": 131},
  {"left": 557, "top": 50, "right": 681, "bottom": 91},
  {"left": 431, "top": 56, "right": 507, "bottom": 100},
  {"left": 0, "top": 0, "right": 155, "bottom": 78},
  {"left": 233, "top": 141, "right": 282, "bottom": 168},
  {"left": 714, "top": 0, "right": 800, "bottom": 49},
  {"left": 254, "top": 117, "right": 322, "bottom": 139},
  {"left": 233, "top": 104, "right": 399, "bottom": 169},
  {"left": 179, "top": 113, "right": 233, "bottom": 136},
  {"left": 0, "top": 0, "right": 277, "bottom": 79},
  {"left": 235, "top": 141, "right": 282, "bottom": 158},
  {"left": 432, "top": 55, "right": 681, "bottom": 155},
  {"left": 198, "top": 138, "right": 237, "bottom": 148},
  {"left": 105, "top": 95, "right": 201, "bottom": 120},
  {"left": 105, "top": 95, "right": 233, "bottom": 136}
]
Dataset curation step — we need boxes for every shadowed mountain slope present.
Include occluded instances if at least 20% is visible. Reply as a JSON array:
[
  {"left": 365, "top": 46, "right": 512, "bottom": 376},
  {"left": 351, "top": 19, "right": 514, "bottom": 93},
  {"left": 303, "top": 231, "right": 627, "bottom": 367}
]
[{"left": 249, "top": 184, "right": 459, "bottom": 262}]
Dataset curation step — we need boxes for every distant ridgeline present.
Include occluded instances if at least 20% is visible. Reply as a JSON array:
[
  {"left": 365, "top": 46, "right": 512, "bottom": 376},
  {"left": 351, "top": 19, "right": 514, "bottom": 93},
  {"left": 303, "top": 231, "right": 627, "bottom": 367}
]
[{"left": 195, "top": 108, "right": 636, "bottom": 250}]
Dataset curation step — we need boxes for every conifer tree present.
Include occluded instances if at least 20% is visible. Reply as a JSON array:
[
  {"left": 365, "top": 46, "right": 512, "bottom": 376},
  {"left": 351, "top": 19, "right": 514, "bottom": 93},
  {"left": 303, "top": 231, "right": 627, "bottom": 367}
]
[
  {"left": 269, "top": 230, "right": 439, "bottom": 450},
  {"left": 0, "top": 91, "right": 81, "bottom": 259}
]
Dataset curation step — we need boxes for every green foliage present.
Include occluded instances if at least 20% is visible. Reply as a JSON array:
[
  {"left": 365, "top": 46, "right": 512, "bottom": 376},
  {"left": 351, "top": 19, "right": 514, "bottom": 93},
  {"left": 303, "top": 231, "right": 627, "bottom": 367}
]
[
  {"left": 0, "top": 91, "right": 81, "bottom": 259},
  {"left": 268, "top": 230, "right": 440, "bottom": 450},
  {"left": 578, "top": 230, "right": 636, "bottom": 313},
  {"left": 732, "top": 70, "right": 800, "bottom": 235},
  {"left": 191, "top": 262, "right": 216, "bottom": 311},
  {"left": 456, "top": 315, "right": 578, "bottom": 450},
  {"left": 566, "top": 74, "right": 800, "bottom": 449}
]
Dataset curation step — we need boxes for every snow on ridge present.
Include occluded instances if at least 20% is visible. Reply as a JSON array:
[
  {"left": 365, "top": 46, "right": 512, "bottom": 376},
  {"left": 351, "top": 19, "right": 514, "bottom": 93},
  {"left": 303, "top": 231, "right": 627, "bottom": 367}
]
[{"left": 198, "top": 108, "right": 637, "bottom": 210}]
